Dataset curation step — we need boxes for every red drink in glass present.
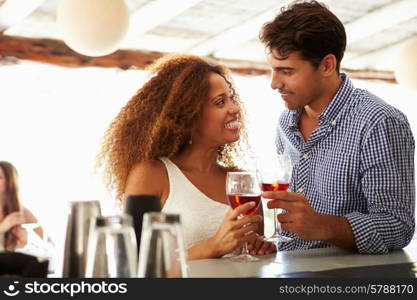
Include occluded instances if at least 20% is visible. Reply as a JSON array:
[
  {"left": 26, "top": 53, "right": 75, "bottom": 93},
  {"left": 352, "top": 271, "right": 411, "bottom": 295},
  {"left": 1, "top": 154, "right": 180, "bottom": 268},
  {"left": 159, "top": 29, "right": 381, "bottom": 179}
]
[
  {"left": 227, "top": 194, "right": 261, "bottom": 215},
  {"left": 261, "top": 182, "right": 289, "bottom": 192}
]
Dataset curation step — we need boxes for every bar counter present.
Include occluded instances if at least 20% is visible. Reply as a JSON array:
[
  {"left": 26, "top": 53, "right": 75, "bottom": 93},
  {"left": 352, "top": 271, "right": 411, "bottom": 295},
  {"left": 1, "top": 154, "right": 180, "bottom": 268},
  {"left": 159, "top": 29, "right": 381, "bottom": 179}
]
[{"left": 188, "top": 238, "right": 417, "bottom": 278}]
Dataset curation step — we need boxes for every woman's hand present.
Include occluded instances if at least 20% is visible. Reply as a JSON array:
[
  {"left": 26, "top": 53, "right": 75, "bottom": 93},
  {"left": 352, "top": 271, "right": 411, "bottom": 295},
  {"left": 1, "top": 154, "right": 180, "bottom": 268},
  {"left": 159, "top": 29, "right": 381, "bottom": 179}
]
[
  {"left": 208, "top": 202, "right": 263, "bottom": 258},
  {"left": 246, "top": 234, "right": 276, "bottom": 255},
  {"left": 0, "top": 211, "right": 25, "bottom": 234}
]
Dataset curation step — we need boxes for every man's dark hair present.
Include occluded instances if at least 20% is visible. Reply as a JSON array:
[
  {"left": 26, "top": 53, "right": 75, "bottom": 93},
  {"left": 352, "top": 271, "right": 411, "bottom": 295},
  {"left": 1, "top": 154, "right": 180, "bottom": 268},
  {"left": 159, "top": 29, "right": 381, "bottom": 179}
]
[{"left": 259, "top": 0, "right": 346, "bottom": 72}]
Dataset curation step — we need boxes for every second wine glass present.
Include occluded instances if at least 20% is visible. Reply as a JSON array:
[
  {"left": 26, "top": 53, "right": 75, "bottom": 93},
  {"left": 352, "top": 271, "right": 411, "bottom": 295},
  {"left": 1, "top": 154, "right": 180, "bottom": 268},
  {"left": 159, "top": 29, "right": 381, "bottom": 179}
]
[
  {"left": 226, "top": 171, "right": 262, "bottom": 263},
  {"left": 259, "top": 153, "right": 293, "bottom": 244}
]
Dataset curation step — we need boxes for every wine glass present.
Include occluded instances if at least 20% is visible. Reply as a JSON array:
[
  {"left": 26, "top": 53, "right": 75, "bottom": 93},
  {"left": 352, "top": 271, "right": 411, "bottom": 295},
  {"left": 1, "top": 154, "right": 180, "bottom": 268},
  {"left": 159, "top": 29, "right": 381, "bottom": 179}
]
[
  {"left": 226, "top": 171, "right": 262, "bottom": 263},
  {"left": 259, "top": 153, "right": 293, "bottom": 245}
]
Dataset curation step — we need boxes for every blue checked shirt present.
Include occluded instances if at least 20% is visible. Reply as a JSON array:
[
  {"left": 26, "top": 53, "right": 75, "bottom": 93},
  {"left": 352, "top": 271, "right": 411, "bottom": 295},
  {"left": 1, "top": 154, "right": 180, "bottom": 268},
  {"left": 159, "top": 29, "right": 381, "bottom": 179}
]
[{"left": 276, "top": 74, "right": 415, "bottom": 254}]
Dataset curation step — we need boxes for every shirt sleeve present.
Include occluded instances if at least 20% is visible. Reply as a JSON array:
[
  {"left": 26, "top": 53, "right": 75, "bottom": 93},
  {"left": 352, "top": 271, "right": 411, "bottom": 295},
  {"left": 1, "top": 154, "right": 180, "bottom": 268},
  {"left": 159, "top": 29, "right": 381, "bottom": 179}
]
[{"left": 345, "top": 116, "right": 415, "bottom": 254}]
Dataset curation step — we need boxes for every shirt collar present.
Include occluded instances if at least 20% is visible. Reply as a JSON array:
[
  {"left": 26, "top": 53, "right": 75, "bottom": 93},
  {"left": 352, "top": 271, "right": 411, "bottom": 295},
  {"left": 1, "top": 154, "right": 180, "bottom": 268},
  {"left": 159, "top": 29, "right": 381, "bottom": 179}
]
[
  {"left": 288, "top": 108, "right": 301, "bottom": 130},
  {"left": 318, "top": 73, "right": 354, "bottom": 125}
]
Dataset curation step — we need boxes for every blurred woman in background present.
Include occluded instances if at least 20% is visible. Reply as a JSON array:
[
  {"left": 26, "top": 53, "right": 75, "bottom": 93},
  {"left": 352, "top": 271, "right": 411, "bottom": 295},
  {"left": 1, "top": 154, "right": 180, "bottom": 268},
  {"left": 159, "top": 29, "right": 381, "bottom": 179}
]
[{"left": 0, "top": 161, "right": 43, "bottom": 251}]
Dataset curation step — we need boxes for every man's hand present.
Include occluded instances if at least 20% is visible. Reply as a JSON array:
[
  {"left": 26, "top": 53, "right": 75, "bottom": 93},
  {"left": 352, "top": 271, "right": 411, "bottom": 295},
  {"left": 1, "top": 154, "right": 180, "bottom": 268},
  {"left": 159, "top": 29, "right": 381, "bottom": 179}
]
[
  {"left": 263, "top": 191, "right": 328, "bottom": 240},
  {"left": 263, "top": 191, "right": 356, "bottom": 249}
]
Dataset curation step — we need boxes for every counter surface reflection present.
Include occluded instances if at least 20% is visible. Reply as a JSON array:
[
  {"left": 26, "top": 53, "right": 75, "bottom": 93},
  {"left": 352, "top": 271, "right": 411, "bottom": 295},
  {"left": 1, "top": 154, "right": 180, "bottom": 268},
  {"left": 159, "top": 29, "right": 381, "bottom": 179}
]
[{"left": 188, "top": 238, "right": 417, "bottom": 278}]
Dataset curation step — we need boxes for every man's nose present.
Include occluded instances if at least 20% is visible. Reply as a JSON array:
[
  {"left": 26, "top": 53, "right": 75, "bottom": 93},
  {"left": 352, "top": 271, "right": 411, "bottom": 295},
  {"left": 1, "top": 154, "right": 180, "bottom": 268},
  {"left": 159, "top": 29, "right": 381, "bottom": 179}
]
[{"left": 271, "top": 72, "right": 283, "bottom": 90}]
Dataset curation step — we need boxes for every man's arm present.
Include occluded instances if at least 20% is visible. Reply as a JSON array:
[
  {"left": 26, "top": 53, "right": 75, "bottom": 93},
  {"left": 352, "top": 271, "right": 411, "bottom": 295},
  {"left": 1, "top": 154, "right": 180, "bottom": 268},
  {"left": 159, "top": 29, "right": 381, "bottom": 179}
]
[{"left": 344, "top": 116, "right": 415, "bottom": 253}]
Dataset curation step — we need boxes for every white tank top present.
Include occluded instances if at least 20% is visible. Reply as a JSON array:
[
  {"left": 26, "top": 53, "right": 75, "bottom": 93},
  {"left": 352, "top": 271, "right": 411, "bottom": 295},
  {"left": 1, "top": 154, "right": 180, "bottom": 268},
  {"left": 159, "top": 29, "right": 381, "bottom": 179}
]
[{"left": 159, "top": 157, "right": 230, "bottom": 250}]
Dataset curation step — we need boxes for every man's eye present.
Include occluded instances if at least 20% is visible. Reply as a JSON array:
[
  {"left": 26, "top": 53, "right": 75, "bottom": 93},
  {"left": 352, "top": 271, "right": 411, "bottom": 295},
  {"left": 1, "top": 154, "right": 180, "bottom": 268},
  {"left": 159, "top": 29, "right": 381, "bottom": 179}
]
[{"left": 216, "top": 99, "right": 225, "bottom": 106}]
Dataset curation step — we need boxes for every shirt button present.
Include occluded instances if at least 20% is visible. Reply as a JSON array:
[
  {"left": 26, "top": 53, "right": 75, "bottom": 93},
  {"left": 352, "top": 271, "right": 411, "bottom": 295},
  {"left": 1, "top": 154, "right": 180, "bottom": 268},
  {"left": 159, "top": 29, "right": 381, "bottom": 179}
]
[
  {"left": 297, "top": 187, "right": 304, "bottom": 193},
  {"left": 302, "top": 153, "right": 310, "bottom": 159},
  {"left": 331, "top": 120, "right": 337, "bottom": 126}
]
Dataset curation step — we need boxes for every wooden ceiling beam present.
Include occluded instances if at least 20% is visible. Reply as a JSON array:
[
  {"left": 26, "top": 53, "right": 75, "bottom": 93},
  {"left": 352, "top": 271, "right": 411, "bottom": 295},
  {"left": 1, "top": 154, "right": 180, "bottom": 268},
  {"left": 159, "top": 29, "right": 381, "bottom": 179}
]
[
  {"left": 0, "top": 34, "right": 163, "bottom": 70},
  {"left": 0, "top": 34, "right": 269, "bottom": 75},
  {"left": 0, "top": 34, "right": 396, "bottom": 82}
]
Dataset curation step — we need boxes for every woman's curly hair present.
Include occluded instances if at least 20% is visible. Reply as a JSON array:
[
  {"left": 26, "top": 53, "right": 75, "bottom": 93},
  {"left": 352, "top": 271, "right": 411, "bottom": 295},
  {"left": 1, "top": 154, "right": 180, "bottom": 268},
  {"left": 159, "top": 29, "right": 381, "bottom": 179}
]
[{"left": 97, "top": 54, "right": 249, "bottom": 200}]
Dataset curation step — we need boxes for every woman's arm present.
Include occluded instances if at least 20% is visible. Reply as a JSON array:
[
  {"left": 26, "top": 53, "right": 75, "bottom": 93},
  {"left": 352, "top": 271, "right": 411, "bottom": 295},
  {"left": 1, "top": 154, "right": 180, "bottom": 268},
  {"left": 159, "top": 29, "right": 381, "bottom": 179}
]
[
  {"left": 124, "top": 160, "right": 168, "bottom": 207},
  {"left": 0, "top": 211, "right": 25, "bottom": 234}
]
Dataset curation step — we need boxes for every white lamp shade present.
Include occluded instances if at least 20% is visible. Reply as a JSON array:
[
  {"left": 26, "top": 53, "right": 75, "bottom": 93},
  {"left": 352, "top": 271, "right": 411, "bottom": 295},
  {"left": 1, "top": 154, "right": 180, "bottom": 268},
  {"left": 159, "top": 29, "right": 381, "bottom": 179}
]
[
  {"left": 394, "top": 37, "right": 417, "bottom": 90},
  {"left": 57, "top": 0, "right": 129, "bottom": 57}
]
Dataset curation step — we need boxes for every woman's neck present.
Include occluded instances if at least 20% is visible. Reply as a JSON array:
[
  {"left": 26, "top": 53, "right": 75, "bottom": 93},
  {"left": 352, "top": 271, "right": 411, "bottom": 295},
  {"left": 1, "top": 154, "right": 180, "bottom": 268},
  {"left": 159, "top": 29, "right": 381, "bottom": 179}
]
[{"left": 172, "top": 144, "right": 221, "bottom": 173}]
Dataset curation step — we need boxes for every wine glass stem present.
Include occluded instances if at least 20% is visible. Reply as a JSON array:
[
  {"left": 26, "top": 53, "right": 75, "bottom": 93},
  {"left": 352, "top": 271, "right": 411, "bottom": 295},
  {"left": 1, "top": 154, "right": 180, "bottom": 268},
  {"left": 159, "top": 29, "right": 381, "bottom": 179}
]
[
  {"left": 241, "top": 241, "right": 250, "bottom": 255},
  {"left": 274, "top": 240, "right": 281, "bottom": 262},
  {"left": 273, "top": 208, "right": 280, "bottom": 235},
  {"left": 237, "top": 214, "right": 251, "bottom": 255}
]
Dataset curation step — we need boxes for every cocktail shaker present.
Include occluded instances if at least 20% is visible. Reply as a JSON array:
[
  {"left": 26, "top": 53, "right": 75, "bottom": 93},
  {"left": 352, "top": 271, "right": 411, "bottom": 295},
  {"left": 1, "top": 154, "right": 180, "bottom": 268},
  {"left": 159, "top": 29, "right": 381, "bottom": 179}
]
[
  {"left": 137, "top": 212, "right": 188, "bottom": 278},
  {"left": 62, "top": 200, "right": 101, "bottom": 278},
  {"left": 85, "top": 215, "right": 137, "bottom": 277}
]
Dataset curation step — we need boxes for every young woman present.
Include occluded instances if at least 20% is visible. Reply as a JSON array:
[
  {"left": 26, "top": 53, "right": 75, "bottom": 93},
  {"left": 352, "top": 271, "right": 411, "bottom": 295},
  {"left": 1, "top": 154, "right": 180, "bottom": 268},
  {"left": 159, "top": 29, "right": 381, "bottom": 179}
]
[
  {"left": 97, "top": 54, "right": 275, "bottom": 259},
  {"left": 0, "top": 161, "right": 43, "bottom": 251}
]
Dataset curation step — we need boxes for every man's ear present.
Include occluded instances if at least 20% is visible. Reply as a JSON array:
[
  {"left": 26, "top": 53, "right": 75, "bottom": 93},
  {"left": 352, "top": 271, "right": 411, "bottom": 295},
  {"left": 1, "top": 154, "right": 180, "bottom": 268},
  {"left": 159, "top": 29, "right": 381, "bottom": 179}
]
[{"left": 320, "top": 54, "right": 337, "bottom": 76}]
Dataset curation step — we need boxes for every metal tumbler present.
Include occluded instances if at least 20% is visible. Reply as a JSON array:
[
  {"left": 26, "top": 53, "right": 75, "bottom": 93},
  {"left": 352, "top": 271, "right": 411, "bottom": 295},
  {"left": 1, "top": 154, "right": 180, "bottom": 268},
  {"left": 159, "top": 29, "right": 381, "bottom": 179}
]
[
  {"left": 85, "top": 215, "right": 137, "bottom": 277},
  {"left": 137, "top": 212, "right": 188, "bottom": 278},
  {"left": 62, "top": 200, "right": 101, "bottom": 278}
]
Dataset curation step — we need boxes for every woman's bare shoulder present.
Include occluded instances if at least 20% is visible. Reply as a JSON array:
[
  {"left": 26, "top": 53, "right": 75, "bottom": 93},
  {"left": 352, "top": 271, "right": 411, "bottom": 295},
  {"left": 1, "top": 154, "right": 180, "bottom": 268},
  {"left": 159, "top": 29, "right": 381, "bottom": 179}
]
[
  {"left": 130, "top": 159, "right": 165, "bottom": 175},
  {"left": 125, "top": 159, "right": 167, "bottom": 196}
]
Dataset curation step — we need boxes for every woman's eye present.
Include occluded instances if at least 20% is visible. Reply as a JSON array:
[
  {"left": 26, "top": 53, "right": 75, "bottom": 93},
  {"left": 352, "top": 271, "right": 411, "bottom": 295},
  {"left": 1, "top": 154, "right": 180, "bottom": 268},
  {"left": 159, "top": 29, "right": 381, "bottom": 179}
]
[{"left": 216, "top": 99, "right": 225, "bottom": 106}]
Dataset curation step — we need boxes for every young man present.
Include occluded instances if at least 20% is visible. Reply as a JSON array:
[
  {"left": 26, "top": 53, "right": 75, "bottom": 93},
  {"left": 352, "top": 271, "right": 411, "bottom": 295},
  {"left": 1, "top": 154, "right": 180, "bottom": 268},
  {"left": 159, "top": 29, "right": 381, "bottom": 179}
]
[{"left": 259, "top": 1, "right": 415, "bottom": 253}]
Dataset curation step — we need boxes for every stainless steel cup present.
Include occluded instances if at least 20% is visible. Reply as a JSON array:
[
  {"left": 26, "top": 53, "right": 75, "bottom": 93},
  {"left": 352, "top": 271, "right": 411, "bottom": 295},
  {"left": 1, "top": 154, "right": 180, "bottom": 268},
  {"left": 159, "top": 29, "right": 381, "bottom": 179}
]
[
  {"left": 62, "top": 200, "right": 101, "bottom": 278},
  {"left": 137, "top": 212, "right": 188, "bottom": 278},
  {"left": 85, "top": 215, "right": 137, "bottom": 278}
]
